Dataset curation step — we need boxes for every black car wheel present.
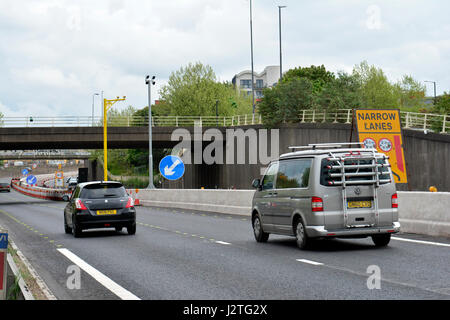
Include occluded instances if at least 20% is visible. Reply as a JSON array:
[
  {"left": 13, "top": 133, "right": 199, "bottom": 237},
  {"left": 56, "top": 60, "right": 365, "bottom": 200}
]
[
  {"left": 72, "top": 218, "right": 82, "bottom": 238},
  {"left": 127, "top": 223, "right": 136, "bottom": 235},
  {"left": 64, "top": 216, "right": 72, "bottom": 234}
]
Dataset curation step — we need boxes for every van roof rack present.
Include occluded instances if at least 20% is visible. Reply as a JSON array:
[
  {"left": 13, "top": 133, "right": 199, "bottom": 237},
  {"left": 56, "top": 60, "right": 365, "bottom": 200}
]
[{"left": 288, "top": 142, "right": 364, "bottom": 151}]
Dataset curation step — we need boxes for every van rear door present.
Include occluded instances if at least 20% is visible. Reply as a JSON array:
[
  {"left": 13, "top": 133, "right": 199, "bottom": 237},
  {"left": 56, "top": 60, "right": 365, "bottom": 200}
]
[{"left": 319, "top": 155, "right": 394, "bottom": 230}]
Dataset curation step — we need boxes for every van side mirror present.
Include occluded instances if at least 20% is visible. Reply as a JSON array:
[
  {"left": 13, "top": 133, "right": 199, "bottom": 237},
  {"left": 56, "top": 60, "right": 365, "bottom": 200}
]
[
  {"left": 252, "top": 179, "right": 261, "bottom": 189},
  {"left": 62, "top": 195, "right": 70, "bottom": 202}
]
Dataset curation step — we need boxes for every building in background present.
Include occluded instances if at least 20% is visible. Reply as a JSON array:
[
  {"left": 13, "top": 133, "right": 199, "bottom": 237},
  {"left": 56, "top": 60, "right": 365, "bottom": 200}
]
[{"left": 232, "top": 66, "right": 280, "bottom": 100}]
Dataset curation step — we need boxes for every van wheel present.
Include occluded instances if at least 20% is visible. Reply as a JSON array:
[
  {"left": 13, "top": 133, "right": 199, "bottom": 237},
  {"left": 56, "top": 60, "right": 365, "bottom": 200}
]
[
  {"left": 294, "top": 218, "right": 309, "bottom": 250},
  {"left": 253, "top": 215, "right": 269, "bottom": 242},
  {"left": 372, "top": 234, "right": 391, "bottom": 247}
]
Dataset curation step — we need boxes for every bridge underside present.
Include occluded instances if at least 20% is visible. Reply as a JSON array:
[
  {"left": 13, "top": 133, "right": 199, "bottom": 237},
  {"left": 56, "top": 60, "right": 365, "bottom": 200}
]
[
  {"left": 0, "top": 126, "right": 182, "bottom": 150},
  {"left": 0, "top": 124, "right": 448, "bottom": 191}
]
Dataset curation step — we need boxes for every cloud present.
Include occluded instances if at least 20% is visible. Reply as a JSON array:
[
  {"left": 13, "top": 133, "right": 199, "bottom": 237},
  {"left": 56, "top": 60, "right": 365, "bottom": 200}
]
[{"left": 0, "top": 0, "right": 449, "bottom": 118}]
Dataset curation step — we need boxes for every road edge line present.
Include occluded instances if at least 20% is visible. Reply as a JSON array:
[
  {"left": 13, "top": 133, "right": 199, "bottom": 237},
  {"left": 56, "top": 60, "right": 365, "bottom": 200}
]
[{"left": 9, "top": 238, "right": 57, "bottom": 300}]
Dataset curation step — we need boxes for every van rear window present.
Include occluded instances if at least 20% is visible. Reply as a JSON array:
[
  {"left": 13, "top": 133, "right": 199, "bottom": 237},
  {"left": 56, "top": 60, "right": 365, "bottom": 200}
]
[{"left": 320, "top": 158, "right": 390, "bottom": 187}]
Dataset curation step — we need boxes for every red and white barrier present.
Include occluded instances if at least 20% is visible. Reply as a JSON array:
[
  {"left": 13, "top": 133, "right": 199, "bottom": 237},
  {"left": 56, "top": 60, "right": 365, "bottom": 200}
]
[{"left": 11, "top": 178, "right": 71, "bottom": 201}]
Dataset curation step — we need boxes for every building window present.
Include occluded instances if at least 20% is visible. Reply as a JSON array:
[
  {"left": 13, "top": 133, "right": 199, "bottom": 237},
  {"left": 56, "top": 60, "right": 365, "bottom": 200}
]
[
  {"left": 255, "top": 79, "right": 264, "bottom": 89},
  {"left": 240, "top": 79, "right": 251, "bottom": 89}
]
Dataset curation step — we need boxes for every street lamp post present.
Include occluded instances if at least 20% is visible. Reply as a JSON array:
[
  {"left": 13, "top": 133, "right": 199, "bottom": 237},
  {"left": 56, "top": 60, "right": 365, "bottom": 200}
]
[
  {"left": 250, "top": 0, "right": 255, "bottom": 123},
  {"left": 146, "top": 75, "right": 156, "bottom": 189},
  {"left": 278, "top": 5, "right": 287, "bottom": 81},
  {"left": 425, "top": 81, "right": 437, "bottom": 104},
  {"left": 92, "top": 93, "right": 99, "bottom": 126}
]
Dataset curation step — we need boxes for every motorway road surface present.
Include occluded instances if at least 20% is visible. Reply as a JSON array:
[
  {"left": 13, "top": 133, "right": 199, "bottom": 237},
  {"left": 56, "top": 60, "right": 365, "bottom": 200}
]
[{"left": 0, "top": 180, "right": 449, "bottom": 300}]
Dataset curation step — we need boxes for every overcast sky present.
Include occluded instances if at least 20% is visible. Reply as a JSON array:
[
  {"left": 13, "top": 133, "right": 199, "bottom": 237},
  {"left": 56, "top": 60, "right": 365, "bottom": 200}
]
[{"left": 0, "top": 0, "right": 449, "bottom": 118}]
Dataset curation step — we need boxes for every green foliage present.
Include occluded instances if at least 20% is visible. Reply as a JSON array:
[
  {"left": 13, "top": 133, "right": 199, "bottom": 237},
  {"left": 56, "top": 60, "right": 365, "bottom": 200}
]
[
  {"left": 159, "top": 62, "right": 252, "bottom": 117},
  {"left": 107, "top": 105, "right": 137, "bottom": 126},
  {"left": 258, "top": 78, "right": 315, "bottom": 127},
  {"left": 259, "top": 68, "right": 361, "bottom": 126},
  {"left": 352, "top": 61, "right": 399, "bottom": 109},
  {"left": 432, "top": 92, "right": 450, "bottom": 115},
  {"left": 7, "top": 275, "right": 21, "bottom": 300},
  {"left": 395, "top": 75, "right": 426, "bottom": 110},
  {"left": 317, "top": 72, "right": 362, "bottom": 116},
  {"left": 282, "top": 65, "right": 335, "bottom": 94}
]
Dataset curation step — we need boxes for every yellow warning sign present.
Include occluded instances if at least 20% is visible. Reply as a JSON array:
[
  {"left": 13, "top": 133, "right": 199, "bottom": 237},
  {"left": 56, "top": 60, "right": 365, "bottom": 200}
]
[{"left": 355, "top": 109, "right": 408, "bottom": 183}]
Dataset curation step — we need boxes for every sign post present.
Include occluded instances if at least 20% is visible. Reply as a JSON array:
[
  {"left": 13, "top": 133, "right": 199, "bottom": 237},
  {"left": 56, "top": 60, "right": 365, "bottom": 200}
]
[
  {"left": 55, "top": 171, "right": 64, "bottom": 188},
  {"left": 354, "top": 109, "right": 408, "bottom": 184},
  {"left": 0, "top": 230, "right": 8, "bottom": 300}
]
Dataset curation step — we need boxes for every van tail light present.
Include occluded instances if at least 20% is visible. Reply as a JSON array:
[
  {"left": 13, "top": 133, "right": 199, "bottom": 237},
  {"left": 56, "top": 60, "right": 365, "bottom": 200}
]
[
  {"left": 311, "top": 196, "right": 324, "bottom": 212},
  {"left": 75, "top": 199, "right": 88, "bottom": 210},
  {"left": 125, "top": 197, "right": 134, "bottom": 208},
  {"left": 391, "top": 193, "right": 398, "bottom": 208}
]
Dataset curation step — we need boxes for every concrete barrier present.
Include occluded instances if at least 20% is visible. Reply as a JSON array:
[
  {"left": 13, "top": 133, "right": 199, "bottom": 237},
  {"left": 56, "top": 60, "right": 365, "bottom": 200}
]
[
  {"left": 138, "top": 189, "right": 254, "bottom": 216},
  {"left": 397, "top": 192, "right": 450, "bottom": 237},
  {"left": 137, "top": 189, "right": 450, "bottom": 237}
]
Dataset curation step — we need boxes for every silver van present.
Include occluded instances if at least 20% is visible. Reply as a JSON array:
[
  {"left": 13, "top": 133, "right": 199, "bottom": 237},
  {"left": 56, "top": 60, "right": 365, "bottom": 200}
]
[{"left": 251, "top": 143, "right": 400, "bottom": 249}]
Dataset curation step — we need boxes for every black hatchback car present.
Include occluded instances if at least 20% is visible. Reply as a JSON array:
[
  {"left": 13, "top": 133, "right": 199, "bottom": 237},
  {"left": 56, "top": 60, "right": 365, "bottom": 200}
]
[{"left": 63, "top": 181, "right": 136, "bottom": 237}]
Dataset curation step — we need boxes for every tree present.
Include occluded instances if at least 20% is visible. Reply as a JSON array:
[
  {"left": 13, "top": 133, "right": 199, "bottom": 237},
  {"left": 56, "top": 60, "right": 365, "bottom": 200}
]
[
  {"left": 258, "top": 78, "right": 315, "bottom": 127},
  {"left": 282, "top": 65, "right": 335, "bottom": 94},
  {"left": 159, "top": 62, "right": 252, "bottom": 117},
  {"left": 395, "top": 75, "right": 426, "bottom": 110},
  {"left": 106, "top": 105, "right": 137, "bottom": 126},
  {"left": 318, "top": 72, "right": 362, "bottom": 115},
  {"left": 352, "top": 61, "right": 399, "bottom": 109},
  {"left": 433, "top": 92, "right": 450, "bottom": 115}
]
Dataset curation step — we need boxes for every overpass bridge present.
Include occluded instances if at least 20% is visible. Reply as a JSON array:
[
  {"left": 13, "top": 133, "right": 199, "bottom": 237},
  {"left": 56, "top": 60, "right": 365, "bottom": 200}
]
[
  {"left": 0, "top": 110, "right": 448, "bottom": 191},
  {"left": 0, "top": 151, "right": 90, "bottom": 160}
]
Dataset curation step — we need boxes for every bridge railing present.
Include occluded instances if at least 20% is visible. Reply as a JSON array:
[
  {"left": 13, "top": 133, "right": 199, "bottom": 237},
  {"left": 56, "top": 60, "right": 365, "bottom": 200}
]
[{"left": 0, "top": 109, "right": 448, "bottom": 133}]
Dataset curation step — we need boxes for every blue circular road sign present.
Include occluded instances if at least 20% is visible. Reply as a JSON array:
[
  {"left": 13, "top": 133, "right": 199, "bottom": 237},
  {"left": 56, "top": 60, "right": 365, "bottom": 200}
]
[
  {"left": 159, "top": 155, "right": 185, "bottom": 181},
  {"left": 22, "top": 168, "right": 29, "bottom": 176},
  {"left": 26, "top": 175, "right": 37, "bottom": 185}
]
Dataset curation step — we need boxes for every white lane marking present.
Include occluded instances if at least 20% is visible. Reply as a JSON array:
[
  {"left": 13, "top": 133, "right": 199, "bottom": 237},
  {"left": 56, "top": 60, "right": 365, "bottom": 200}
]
[
  {"left": 392, "top": 237, "right": 450, "bottom": 248},
  {"left": 296, "top": 259, "right": 324, "bottom": 266},
  {"left": 215, "top": 241, "right": 231, "bottom": 245},
  {"left": 57, "top": 248, "right": 141, "bottom": 300}
]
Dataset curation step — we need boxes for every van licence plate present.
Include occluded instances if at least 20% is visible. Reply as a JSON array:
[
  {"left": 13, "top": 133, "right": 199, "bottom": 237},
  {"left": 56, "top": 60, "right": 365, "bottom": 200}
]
[
  {"left": 347, "top": 201, "right": 372, "bottom": 209},
  {"left": 97, "top": 210, "right": 117, "bottom": 215}
]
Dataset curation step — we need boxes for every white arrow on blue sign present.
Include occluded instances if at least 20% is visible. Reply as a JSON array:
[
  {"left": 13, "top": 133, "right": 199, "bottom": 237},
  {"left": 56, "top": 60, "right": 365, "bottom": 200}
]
[
  {"left": 0, "top": 233, "right": 7, "bottom": 249},
  {"left": 26, "top": 175, "right": 37, "bottom": 185},
  {"left": 22, "top": 168, "right": 29, "bottom": 175},
  {"left": 0, "top": 233, "right": 8, "bottom": 249},
  {"left": 159, "top": 155, "right": 185, "bottom": 181}
]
